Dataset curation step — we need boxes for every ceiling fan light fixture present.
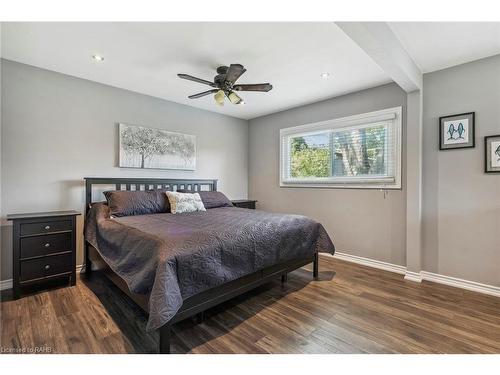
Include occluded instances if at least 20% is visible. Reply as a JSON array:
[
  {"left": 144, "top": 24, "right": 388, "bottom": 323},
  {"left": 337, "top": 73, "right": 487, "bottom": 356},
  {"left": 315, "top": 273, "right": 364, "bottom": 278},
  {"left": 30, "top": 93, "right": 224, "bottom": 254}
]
[
  {"left": 228, "top": 91, "right": 243, "bottom": 105},
  {"left": 214, "top": 90, "right": 225, "bottom": 106}
]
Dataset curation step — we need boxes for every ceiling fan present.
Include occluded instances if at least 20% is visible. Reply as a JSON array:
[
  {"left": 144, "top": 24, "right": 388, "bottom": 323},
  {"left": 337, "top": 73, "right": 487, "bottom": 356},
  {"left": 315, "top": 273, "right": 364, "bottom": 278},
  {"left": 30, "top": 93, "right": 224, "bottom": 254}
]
[{"left": 178, "top": 64, "right": 273, "bottom": 106}]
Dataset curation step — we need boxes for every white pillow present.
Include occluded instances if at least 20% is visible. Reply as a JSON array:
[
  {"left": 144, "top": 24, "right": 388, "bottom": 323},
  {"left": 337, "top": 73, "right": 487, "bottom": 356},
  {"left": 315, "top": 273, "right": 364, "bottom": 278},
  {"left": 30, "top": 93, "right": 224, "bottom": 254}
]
[{"left": 165, "top": 191, "right": 206, "bottom": 214}]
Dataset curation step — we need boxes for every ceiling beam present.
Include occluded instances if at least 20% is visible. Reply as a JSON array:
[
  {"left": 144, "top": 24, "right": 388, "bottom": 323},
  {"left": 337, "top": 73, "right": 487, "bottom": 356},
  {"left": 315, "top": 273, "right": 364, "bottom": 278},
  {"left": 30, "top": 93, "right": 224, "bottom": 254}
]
[
  {"left": 336, "top": 22, "right": 422, "bottom": 92},
  {"left": 338, "top": 22, "right": 424, "bottom": 279}
]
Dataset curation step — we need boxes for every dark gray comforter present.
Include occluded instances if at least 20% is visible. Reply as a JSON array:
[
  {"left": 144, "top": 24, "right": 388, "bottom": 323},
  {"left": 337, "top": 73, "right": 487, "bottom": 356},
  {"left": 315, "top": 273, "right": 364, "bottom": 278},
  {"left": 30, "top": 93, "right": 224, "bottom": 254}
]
[{"left": 85, "top": 204, "right": 335, "bottom": 331}]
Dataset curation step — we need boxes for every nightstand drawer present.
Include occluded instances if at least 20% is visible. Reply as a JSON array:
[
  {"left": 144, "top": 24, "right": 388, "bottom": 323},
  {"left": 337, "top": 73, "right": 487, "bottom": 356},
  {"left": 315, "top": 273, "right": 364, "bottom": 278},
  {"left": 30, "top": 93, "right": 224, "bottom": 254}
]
[
  {"left": 20, "top": 232, "right": 72, "bottom": 259},
  {"left": 235, "top": 202, "right": 255, "bottom": 209},
  {"left": 20, "top": 253, "right": 73, "bottom": 282},
  {"left": 20, "top": 220, "right": 72, "bottom": 236}
]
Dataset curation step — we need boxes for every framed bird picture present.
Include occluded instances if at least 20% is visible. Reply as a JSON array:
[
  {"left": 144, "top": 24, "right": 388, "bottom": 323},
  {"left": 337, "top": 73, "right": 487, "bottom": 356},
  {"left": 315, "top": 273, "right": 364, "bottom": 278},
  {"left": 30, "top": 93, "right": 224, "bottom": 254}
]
[
  {"left": 439, "top": 112, "right": 475, "bottom": 150},
  {"left": 485, "top": 135, "right": 500, "bottom": 173}
]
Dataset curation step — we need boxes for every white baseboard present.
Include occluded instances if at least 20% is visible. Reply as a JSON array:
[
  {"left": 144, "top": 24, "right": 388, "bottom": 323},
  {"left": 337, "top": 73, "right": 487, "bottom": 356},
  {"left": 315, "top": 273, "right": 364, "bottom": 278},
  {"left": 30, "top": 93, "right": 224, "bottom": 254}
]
[
  {"left": 330, "top": 252, "right": 407, "bottom": 275},
  {"left": 327, "top": 252, "right": 499, "bottom": 298},
  {"left": 0, "top": 279, "right": 13, "bottom": 291},
  {"left": 404, "top": 271, "right": 422, "bottom": 283},
  {"left": 420, "top": 271, "right": 500, "bottom": 298},
  {"left": 0, "top": 265, "right": 83, "bottom": 291}
]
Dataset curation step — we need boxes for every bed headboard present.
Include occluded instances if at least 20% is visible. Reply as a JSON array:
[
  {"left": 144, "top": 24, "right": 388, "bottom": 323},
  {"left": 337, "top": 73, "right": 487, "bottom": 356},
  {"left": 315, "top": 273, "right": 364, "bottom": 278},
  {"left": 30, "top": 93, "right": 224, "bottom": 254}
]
[{"left": 84, "top": 177, "right": 218, "bottom": 214}]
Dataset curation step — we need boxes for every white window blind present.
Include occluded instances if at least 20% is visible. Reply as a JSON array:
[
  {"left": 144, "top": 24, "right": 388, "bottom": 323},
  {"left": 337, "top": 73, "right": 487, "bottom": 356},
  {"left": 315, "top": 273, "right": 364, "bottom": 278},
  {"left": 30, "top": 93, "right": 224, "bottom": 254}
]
[{"left": 280, "top": 107, "right": 402, "bottom": 189}]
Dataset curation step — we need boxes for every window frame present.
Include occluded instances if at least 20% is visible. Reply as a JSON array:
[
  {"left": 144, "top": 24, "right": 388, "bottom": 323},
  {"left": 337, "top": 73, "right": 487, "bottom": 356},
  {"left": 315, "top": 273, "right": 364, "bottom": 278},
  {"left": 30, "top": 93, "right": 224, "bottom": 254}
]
[{"left": 279, "top": 106, "right": 403, "bottom": 189}]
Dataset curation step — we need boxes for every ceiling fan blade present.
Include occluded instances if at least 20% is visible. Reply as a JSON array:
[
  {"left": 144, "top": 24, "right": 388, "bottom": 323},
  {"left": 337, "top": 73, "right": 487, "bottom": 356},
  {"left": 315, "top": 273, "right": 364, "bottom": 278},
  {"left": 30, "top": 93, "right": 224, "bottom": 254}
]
[
  {"left": 178, "top": 74, "right": 215, "bottom": 87},
  {"left": 233, "top": 83, "right": 273, "bottom": 92},
  {"left": 225, "top": 64, "right": 246, "bottom": 84},
  {"left": 188, "top": 89, "right": 219, "bottom": 99}
]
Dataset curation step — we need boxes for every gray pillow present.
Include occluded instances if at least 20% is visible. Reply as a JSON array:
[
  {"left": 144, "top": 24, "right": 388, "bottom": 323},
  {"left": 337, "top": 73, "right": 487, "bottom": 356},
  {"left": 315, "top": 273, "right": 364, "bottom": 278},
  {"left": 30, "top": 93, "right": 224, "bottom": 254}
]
[
  {"left": 177, "top": 190, "right": 233, "bottom": 209},
  {"left": 104, "top": 189, "right": 170, "bottom": 217}
]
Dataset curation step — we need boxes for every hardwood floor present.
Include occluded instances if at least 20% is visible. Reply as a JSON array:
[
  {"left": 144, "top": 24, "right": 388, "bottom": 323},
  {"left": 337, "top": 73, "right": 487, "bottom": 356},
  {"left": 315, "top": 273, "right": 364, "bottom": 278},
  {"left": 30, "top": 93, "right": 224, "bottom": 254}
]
[{"left": 1, "top": 255, "right": 499, "bottom": 354}]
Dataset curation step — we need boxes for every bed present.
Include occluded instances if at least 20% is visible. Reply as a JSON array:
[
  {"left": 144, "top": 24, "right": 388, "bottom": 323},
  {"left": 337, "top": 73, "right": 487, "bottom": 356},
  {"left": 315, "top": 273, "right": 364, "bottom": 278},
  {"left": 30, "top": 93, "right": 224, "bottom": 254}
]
[{"left": 83, "top": 177, "right": 335, "bottom": 353}]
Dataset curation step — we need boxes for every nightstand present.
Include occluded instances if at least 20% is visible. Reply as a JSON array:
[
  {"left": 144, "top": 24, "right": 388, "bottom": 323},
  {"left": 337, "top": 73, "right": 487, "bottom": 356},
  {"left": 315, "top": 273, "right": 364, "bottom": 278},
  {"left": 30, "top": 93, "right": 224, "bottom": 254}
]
[
  {"left": 231, "top": 200, "right": 257, "bottom": 209},
  {"left": 7, "top": 210, "right": 81, "bottom": 299}
]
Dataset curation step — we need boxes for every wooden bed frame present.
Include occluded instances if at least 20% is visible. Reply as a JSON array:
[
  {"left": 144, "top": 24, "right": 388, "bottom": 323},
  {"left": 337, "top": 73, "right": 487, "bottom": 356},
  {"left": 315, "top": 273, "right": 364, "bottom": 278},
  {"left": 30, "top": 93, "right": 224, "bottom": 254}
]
[{"left": 83, "top": 177, "right": 319, "bottom": 354}]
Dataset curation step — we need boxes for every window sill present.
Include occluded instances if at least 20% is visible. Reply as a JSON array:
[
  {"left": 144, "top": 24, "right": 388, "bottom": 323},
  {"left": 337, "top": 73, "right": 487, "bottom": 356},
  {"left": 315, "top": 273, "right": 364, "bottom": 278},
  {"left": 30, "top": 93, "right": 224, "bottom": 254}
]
[{"left": 279, "top": 182, "right": 402, "bottom": 190}]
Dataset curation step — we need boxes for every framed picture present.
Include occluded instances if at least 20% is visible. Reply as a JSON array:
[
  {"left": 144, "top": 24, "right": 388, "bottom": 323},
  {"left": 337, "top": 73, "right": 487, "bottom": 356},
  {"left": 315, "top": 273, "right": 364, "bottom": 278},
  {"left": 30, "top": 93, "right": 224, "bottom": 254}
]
[
  {"left": 118, "top": 123, "right": 196, "bottom": 170},
  {"left": 485, "top": 135, "right": 500, "bottom": 173},
  {"left": 439, "top": 112, "right": 475, "bottom": 150}
]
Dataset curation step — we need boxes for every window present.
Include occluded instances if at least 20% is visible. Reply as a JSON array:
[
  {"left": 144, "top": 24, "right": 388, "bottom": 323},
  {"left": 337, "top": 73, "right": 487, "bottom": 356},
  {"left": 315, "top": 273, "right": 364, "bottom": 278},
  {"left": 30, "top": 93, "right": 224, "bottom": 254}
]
[{"left": 280, "top": 107, "right": 402, "bottom": 189}]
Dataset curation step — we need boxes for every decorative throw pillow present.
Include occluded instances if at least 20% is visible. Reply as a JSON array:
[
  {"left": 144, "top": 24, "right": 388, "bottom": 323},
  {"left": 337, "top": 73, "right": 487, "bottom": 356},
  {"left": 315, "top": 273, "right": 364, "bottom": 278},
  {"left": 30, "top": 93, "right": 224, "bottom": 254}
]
[
  {"left": 104, "top": 189, "right": 170, "bottom": 217},
  {"left": 165, "top": 191, "right": 206, "bottom": 214},
  {"left": 177, "top": 190, "right": 233, "bottom": 209}
]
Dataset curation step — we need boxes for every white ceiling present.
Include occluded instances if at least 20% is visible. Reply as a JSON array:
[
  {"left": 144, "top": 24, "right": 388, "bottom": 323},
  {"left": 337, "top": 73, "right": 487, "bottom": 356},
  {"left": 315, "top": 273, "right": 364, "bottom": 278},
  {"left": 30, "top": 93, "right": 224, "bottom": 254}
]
[
  {"left": 3, "top": 23, "right": 499, "bottom": 120},
  {"left": 389, "top": 22, "right": 500, "bottom": 73},
  {"left": 1, "top": 22, "right": 391, "bottom": 120}
]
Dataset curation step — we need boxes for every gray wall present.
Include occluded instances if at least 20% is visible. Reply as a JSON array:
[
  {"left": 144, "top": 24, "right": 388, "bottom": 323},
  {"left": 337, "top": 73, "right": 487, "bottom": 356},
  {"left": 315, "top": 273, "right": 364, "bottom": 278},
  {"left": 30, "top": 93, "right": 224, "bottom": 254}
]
[
  {"left": 422, "top": 54, "right": 500, "bottom": 286},
  {"left": 2, "top": 55, "right": 498, "bottom": 288},
  {"left": 0, "top": 60, "right": 249, "bottom": 280},
  {"left": 0, "top": 34, "right": 3, "bottom": 282},
  {"left": 248, "top": 83, "right": 408, "bottom": 266}
]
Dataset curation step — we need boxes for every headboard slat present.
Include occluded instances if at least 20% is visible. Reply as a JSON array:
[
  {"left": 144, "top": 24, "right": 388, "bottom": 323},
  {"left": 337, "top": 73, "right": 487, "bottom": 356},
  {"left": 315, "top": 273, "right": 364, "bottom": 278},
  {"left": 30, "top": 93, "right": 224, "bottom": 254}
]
[{"left": 84, "top": 177, "right": 218, "bottom": 215}]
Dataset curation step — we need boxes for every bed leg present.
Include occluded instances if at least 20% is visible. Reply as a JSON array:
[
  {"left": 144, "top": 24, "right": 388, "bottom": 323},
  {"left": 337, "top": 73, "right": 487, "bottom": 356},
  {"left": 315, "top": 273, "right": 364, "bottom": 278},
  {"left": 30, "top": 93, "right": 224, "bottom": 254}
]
[
  {"left": 196, "top": 311, "right": 205, "bottom": 324},
  {"left": 159, "top": 324, "right": 171, "bottom": 354},
  {"left": 84, "top": 242, "right": 92, "bottom": 275},
  {"left": 313, "top": 253, "right": 319, "bottom": 280},
  {"left": 281, "top": 274, "right": 288, "bottom": 283}
]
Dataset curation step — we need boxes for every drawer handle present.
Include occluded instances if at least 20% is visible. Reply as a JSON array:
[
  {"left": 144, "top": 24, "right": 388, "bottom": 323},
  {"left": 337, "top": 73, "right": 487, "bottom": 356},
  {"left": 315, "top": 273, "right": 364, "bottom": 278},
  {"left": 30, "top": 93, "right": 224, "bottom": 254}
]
[
  {"left": 44, "top": 243, "right": 50, "bottom": 248},
  {"left": 44, "top": 225, "right": 51, "bottom": 230},
  {"left": 44, "top": 265, "right": 51, "bottom": 270}
]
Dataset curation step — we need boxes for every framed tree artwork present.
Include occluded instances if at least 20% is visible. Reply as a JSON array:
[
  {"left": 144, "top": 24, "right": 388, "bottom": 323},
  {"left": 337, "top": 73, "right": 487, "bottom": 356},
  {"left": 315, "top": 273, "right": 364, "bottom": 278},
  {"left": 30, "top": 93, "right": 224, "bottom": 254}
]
[
  {"left": 439, "top": 112, "right": 475, "bottom": 150},
  {"left": 485, "top": 135, "right": 500, "bottom": 173},
  {"left": 118, "top": 123, "right": 196, "bottom": 170}
]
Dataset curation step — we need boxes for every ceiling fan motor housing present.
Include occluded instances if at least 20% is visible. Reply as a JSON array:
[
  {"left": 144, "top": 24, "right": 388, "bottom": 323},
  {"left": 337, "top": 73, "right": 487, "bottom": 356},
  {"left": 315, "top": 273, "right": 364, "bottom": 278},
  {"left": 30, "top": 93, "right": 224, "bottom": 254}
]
[
  {"left": 214, "top": 74, "right": 229, "bottom": 89},
  {"left": 216, "top": 66, "right": 229, "bottom": 74}
]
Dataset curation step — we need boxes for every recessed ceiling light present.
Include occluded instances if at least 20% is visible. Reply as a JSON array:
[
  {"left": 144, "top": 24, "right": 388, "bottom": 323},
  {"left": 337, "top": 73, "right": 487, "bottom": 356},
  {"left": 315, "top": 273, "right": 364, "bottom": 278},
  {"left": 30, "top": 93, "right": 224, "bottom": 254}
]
[
  {"left": 320, "top": 72, "right": 331, "bottom": 78},
  {"left": 92, "top": 55, "right": 104, "bottom": 62}
]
